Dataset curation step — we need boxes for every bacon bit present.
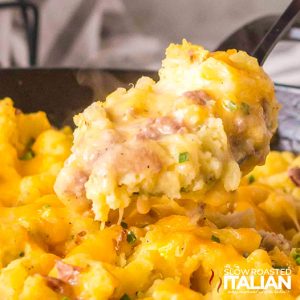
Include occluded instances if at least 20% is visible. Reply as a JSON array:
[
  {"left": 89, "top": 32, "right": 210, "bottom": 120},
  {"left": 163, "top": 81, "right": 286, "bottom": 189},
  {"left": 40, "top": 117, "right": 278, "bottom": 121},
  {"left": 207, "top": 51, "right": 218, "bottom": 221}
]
[
  {"left": 15, "top": 108, "right": 22, "bottom": 115},
  {"left": 209, "top": 269, "right": 214, "bottom": 285},
  {"left": 56, "top": 260, "right": 81, "bottom": 285},
  {"left": 138, "top": 116, "right": 184, "bottom": 140},
  {"left": 74, "top": 230, "right": 87, "bottom": 245},
  {"left": 183, "top": 90, "right": 210, "bottom": 105},
  {"left": 188, "top": 50, "right": 197, "bottom": 63},
  {"left": 288, "top": 167, "right": 300, "bottom": 187},
  {"left": 217, "top": 277, "right": 222, "bottom": 293},
  {"left": 77, "top": 231, "right": 87, "bottom": 237},
  {"left": 61, "top": 169, "right": 89, "bottom": 199},
  {"left": 44, "top": 276, "right": 73, "bottom": 295},
  {"left": 114, "top": 229, "right": 127, "bottom": 253}
]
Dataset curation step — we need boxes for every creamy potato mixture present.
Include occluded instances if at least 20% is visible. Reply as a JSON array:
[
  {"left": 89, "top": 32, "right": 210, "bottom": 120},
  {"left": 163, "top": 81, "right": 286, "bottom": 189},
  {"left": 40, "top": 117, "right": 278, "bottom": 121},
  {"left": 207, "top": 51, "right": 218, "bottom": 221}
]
[
  {"left": 2, "top": 41, "right": 300, "bottom": 300},
  {"left": 55, "top": 40, "right": 279, "bottom": 222}
]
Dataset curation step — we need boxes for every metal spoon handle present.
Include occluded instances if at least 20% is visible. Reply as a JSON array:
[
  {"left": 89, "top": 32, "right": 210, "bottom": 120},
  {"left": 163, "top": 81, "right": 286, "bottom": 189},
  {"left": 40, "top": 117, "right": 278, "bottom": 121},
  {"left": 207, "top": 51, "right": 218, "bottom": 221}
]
[{"left": 252, "top": 0, "right": 300, "bottom": 65}]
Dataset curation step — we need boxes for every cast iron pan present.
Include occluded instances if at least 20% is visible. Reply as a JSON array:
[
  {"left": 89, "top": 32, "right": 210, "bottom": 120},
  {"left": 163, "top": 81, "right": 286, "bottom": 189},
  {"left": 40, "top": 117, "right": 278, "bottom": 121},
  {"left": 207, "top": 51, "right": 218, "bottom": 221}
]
[
  {"left": 0, "top": 69, "right": 299, "bottom": 153},
  {"left": 0, "top": 69, "right": 156, "bottom": 126}
]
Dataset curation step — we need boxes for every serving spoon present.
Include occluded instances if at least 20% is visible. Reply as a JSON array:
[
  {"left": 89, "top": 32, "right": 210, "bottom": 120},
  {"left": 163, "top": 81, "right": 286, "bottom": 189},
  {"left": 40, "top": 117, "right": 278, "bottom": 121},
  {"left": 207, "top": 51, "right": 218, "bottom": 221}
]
[
  {"left": 253, "top": 0, "right": 300, "bottom": 65},
  {"left": 217, "top": 0, "right": 300, "bottom": 65}
]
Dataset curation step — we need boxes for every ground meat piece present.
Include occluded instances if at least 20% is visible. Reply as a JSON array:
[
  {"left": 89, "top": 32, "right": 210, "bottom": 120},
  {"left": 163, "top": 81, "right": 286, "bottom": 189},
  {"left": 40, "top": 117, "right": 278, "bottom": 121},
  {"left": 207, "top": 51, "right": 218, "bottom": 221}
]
[
  {"left": 228, "top": 135, "right": 255, "bottom": 166},
  {"left": 138, "top": 116, "right": 184, "bottom": 140},
  {"left": 114, "top": 229, "right": 127, "bottom": 253},
  {"left": 44, "top": 275, "right": 73, "bottom": 296},
  {"left": 183, "top": 90, "right": 211, "bottom": 105},
  {"left": 185, "top": 202, "right": 206, "bottom": 225},
  {"left": 111, "top": 141, "right": 163, "bottom": 174},
  {"left": 259, "top": 230, "right": 291, "bottom": 254},
  {"left": 74, "top": 230, "right": 87, "bottom": 245},
  {"left": 55, "top": 168, "right": 89, "bottom": 200},
  {"left": 288, "top": 167, "right": 300, "bottom": 187},
  {"left": 234, "top": 117, "right": 247, "bottom": 134},
  {"left": 261, "top": 98, "right": 273, "bottom": 130},
  {"left": 207, "top": 208, "right": 256, "bottom": 229},
  {"left": 56, "top": 260, "right": 81, "bottom": 285}
]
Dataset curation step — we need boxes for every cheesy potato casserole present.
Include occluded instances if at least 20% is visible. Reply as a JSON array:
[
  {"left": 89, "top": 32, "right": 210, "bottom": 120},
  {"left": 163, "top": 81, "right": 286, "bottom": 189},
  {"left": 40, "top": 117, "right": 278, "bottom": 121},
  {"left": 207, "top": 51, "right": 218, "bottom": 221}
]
[
  {"left": 1, "top": 41, "right": 300, "bottom": 300},
  {"left": 55, "top": 40, "right": 279, "bottom": 223}
]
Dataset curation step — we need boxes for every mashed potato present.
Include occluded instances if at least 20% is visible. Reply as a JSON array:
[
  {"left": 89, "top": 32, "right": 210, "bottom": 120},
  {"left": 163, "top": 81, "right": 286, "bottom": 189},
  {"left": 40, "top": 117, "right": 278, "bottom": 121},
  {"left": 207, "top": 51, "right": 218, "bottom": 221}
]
[
  {"left": 55, "top": 40, "right": 279, "bottom": 222},
  {"left": 1, "top": 42, "right": 297, "bottom": 300}
]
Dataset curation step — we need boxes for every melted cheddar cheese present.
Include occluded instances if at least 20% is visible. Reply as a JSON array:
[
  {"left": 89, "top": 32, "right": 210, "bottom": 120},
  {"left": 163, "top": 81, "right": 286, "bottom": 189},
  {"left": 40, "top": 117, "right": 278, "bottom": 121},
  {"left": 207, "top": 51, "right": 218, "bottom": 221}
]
[{"left": 55, "top": 40, "right": 279, "bottom": 222}]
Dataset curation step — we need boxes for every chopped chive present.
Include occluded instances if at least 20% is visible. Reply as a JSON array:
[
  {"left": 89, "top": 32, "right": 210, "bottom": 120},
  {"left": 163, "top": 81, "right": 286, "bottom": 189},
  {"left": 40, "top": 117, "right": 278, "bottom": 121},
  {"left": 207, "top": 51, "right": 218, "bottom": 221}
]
[
  {"left": 223, "top": 100, "right": 237, "bottom": 112},
  {"left": 136, "top": 291, "right": 143, "bottom": 297},
  {"left": 20, "top": 138, "right": 36, "bottom": 160},
  {"left": 241, "top": 102, "right": 250, "bottom": 115},
  {"left": 43, "top": 204, "right": 51, "bottom": 209},
  {"left": 248, "top": 175, "right": 255, "bottom": 184},
  {"left": 20, "top": 149, "right": 35, "bottom": 160},
  {"left": 293, "top": 251, "right": 300, "bottom": 265},
  {"left": 120, "top": 293, "right": 131, "bottom": 300},
  {"left": 127, "top": 231, "right": 137, "bottom": 245},
  {"left": 121, "top": 221, "right": 128, "bottom": 229},
  {"left": 178, "top": 152, "right": 189, "bottom": 163},
  {"left": 61, "top": 297, "right": 70, "bottom": 300},
  {"left": 273, "top": 265, "right": 288, "bottom": 270},
  {"left": 27, "top": 138, "right": 35, "bottom": 148},
  {"left": 19, "top": 251, "right": 25, "bottom": 257},
  {"left": 293, "top": 251, "right": 300, "bottom": 258},
  {"left": 211, "top": 235, "right": 220, "bottom": 243}
]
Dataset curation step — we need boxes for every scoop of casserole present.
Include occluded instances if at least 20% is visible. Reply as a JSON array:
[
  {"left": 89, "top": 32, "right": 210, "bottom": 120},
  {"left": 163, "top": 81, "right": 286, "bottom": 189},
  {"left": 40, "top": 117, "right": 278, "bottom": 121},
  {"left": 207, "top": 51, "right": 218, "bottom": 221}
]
[{"left": 55, "top": 40, "right": 279, "bottom": 221}]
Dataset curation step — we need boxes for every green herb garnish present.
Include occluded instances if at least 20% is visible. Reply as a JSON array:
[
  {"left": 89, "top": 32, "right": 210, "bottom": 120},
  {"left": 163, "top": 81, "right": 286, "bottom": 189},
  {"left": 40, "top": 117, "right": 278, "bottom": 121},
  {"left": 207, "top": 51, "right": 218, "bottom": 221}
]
[
  {"left": 136, "top": 291, "right": 144, "bottom": 297},
  {"left": 211, "top": 235, "right": 220, "bottom": 243},
  {"left": 27, "top": 138, "right": 35, "bottom": 148},
  {"left": 20, "top": 149, "right": 35, "bottom": 160},
  {"left": 273, "top": 265, "right": 288, "bottom": 270},
  {"left": 127, "top": 231, "right": 137, "bottom": 245},
  {"left": 120, "top": 293, "right": 131, "bottom": 300},
  {"left": 178, "top": 152, "right": 189, "bottom": 163},
  {"left": 293, "top": 250, "right": 300, "bottom": 265},
  {"left": 61, "top": 297, "right": 70, "bottom": 300},
  {"left": 121, "top": 221, "right": 128, "bottom": 229},
  {"left": 241, "top": 102, "right": 250, "bottom": 115},
  {"left": 20, "top": 138, "right": 35, "bottom": 160},
  {"left": 223, "top": 100, "right": 237, "bottom": 112},
  {"left": 19, "top": 251, "right": 25, "bottom": 257},
  {"left": 248, "top": 175, "right": 255, "bottom": 184}
]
